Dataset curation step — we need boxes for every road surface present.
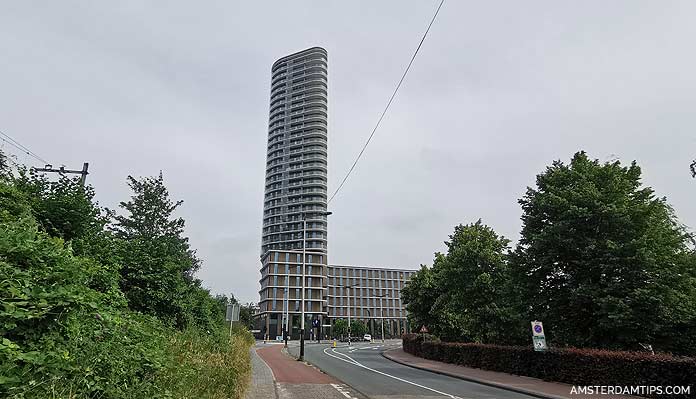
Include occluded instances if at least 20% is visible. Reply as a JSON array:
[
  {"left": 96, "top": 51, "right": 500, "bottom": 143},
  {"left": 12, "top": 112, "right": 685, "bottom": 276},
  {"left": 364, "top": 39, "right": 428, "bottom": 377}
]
[{"left": 288, "top": 341, "right": 537, "bottom": 399}]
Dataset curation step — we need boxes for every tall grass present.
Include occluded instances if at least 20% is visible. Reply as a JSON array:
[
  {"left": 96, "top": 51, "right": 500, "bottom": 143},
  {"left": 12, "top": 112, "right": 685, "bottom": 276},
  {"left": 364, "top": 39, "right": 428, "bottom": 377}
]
[{"left": 158, "top": 325, "right": 254, "bottom": 399}]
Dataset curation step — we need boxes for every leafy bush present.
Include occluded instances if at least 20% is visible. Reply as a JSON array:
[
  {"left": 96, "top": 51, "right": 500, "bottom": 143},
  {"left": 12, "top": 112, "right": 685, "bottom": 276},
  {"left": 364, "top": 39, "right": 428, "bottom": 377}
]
[
  {"left": 0, "top": 167, "right": 253, "bottom": 399},
  {"left": 403, "top": 334, "right": 696, "bottom": 398},
  {"left": 0, "top": 213, "right": 165, "bottom": 398}
]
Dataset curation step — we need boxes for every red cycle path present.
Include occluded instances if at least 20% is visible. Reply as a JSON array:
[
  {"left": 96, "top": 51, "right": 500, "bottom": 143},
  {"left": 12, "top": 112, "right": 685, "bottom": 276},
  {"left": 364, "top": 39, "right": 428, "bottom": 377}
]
[{"left": 256, "top": 345, "right": 336, "bottom": 384}]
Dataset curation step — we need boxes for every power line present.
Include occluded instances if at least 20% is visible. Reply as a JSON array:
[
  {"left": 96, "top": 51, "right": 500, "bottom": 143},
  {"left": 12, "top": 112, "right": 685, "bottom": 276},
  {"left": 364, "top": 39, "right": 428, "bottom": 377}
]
[
  {"left": 0, "top": 128, "right": 50, "bottom": 165},
  {"left": 328, "top": 0, "right": 445, "bottom": 204}
]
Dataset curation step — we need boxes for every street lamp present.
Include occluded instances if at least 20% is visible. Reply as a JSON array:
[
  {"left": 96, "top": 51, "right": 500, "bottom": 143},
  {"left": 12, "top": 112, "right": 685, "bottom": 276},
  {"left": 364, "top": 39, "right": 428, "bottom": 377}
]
[
  {"left": 283, "top": 276, "right": 289, "bottom": 348},
  {"left": 376, "top": 292, "right": 390, "bottom": 342},
  {"left": 299, "top": 210, "right": 332, "bottom": 362},
  {"left": 365, "top": 308, "right": 372, "bottom": 341},
  {"left": 343, "top": 283, "right": 361, "bottom": 347}
]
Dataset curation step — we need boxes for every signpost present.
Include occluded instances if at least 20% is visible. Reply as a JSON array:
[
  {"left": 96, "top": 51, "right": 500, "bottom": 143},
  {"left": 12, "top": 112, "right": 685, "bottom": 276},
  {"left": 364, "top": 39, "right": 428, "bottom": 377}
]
[
  {"left": 530, "top": 321, "right": 547, "bottom": 351},
  {"left": 226, "top": 303, "right": 240, "bottom": 336},
  {"left": 419, "top": 325, "right": 428, "bottom": 341}
]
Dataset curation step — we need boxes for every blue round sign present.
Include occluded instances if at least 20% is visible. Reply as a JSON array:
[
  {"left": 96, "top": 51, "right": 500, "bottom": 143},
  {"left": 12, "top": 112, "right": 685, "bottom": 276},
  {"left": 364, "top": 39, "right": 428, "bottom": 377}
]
[{"left": 534, "top": 325, "right": 543, "bottom": 334}]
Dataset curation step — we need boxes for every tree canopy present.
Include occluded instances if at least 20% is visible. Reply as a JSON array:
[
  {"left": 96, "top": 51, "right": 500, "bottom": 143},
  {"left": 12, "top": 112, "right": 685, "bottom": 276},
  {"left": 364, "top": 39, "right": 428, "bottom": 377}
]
[
  {"left": 511, "top": 151, "right": 696, "bottom": 353},
  {"left": 403, "top": 151, "right": 696, "bottom": 355},
  {"left": 403, "top": 221, "right": 521, "bottom": 343}
]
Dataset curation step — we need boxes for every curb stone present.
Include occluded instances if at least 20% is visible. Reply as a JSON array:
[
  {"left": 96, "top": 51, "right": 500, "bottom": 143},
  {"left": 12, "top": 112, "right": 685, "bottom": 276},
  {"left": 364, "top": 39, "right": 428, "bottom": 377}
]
[{"left": 382, "top": 349, "right": 568, "bottom": 399}]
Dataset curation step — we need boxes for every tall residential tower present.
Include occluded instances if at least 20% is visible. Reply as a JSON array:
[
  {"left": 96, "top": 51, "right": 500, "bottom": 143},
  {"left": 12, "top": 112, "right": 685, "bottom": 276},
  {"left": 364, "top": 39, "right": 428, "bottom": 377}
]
[
  {"left": 261, "top": 47, "right": 329, "bottom": 255},
  {"left": 257, "top": 48, "right": 414, "bottom": 340}
]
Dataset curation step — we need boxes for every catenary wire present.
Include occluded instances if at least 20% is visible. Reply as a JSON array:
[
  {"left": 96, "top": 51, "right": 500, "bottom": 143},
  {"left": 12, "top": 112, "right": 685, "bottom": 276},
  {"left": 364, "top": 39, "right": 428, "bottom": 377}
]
[
  {"left": 327, "top": 0, "right": 445, "bottom": 204},
  {"left": 0, "top": 128, "right": 50, "bottom": 165}
]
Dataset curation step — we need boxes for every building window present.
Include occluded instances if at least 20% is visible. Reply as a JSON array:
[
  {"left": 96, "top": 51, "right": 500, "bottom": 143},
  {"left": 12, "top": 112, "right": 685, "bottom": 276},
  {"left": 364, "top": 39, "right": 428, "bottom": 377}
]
[
  {"left": 272, "top": 288, "right": 277, "bottom": 310},
  {"left": 274, "top": 252, "right": 279, "bottom": 262}
]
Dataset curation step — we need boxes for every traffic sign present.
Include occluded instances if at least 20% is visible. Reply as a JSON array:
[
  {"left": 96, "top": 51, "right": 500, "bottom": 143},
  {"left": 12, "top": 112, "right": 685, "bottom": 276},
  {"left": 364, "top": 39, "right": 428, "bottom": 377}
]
[
  {"left": 226, "top": 303, "right": 240, "bottom": 322},
  {"left": 531, "top": 321, "right": 544, "bottom": 337},
  {"left": 419, "top": 325, "right": 428, "bottom": 334},
  {"left": 533, "top": 336, "right": 548, "bottom": 351}
]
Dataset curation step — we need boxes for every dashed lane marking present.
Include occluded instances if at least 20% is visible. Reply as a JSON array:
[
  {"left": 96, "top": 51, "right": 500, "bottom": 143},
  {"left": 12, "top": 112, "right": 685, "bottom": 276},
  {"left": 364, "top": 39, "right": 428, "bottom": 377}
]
[
  {"left": 323, "top": 347, "right": 465, "bottom": 399},
  {"left": 330, "top": 383, "right": 358, "bottom": 399}
]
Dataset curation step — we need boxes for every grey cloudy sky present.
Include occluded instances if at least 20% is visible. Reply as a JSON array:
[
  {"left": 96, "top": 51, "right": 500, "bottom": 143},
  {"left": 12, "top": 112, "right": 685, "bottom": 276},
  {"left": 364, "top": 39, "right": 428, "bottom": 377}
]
[{"left": 3, "top": 1, "right": 695, "bottom": 303}]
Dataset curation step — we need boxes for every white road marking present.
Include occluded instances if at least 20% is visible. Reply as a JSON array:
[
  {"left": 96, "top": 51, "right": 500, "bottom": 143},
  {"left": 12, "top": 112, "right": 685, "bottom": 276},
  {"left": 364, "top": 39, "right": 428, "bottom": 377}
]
[
  {"left": 330, "top": 383, "right": 358, "bottom": 399},
  {"left": 348, "top": 345, "right": 385, "bottom": 353},
  {"left": 322, "top": 347, "right": 464, "bottom": 399}
]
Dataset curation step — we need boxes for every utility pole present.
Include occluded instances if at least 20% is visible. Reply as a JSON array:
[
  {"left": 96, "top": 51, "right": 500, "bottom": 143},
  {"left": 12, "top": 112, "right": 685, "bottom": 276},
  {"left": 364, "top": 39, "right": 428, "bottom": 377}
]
[{"left": 33, "top": 163, "right": 89, "bottom": 185}]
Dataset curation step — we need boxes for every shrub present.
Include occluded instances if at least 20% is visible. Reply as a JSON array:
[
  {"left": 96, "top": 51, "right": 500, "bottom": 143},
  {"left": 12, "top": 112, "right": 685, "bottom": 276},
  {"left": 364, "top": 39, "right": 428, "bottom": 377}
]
[
  {"left": 0, "top": 209, "right": 253, "bottom": 399},
  {"left": 403, "top": 334, "right": 696, "bottom": 398}
]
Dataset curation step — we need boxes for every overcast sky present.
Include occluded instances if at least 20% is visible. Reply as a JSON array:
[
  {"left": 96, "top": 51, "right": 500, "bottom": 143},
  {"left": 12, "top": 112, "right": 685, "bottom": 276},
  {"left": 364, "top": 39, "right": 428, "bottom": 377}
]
[{"left": 3, "top": 1, "right": 695, "bottom": 303}]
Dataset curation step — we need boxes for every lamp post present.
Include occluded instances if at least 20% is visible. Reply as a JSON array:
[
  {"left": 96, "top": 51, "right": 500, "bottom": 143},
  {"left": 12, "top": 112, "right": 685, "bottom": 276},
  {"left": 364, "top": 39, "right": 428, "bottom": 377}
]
[
  {"left": 283, "top": 277, "right": 289, "bottom": 348},
  {"left": 365, "top": 308, "right": 372, "bottom": 341},
  {"left": 299, "top": 210, "right": 332, "bottom": 362},
  {"left": 342, "top": 283, "right": 362, "bottom": 347},
  {"left": 377, "top": 292, "right": 389, "bottom": 342}
]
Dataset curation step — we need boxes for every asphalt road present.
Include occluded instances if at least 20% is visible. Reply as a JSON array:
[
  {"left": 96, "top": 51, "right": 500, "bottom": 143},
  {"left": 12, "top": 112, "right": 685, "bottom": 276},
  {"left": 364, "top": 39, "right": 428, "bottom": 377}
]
[{"left": 288, "top": 341, "right": 537, "bottom": 399}]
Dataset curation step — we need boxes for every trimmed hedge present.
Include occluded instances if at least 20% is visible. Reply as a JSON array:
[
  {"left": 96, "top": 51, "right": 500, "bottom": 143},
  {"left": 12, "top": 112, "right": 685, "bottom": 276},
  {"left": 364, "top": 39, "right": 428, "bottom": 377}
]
[{"left": 403, "top": 334, "right": 696, "bottom": 398}]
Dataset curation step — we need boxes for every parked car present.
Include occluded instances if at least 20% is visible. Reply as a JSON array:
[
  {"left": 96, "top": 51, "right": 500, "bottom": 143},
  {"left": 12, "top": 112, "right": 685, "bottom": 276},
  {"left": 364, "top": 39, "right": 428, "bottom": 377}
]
[{"left": 363, "top": 334, "right": 372, "bottom": 342}]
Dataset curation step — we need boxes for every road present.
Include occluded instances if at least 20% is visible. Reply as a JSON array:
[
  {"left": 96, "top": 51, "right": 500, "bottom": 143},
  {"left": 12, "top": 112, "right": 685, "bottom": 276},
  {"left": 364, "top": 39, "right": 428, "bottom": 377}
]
[{"left": 288, "top": 341, "right": 537, "bottom": 399}]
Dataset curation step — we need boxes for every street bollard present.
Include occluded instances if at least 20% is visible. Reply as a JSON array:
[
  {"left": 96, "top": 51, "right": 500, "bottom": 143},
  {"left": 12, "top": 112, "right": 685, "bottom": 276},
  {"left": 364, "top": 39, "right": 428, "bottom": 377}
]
[{"left": 333, "top": 340, "right": 337, "bottom": 348}]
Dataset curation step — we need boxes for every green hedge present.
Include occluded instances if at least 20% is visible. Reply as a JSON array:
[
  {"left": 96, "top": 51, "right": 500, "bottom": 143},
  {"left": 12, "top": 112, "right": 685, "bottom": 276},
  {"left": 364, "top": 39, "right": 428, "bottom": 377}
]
[{"left": 402, "top": 334, "right": 696, "bottom": 398}]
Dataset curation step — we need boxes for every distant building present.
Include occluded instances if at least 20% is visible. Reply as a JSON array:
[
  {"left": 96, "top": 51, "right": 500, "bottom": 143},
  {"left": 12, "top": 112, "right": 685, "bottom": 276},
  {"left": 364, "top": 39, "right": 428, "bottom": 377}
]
[
  {"left": 257, "top": 48, "right": 414, "bottom": 340},
  {"left": 258, "top": 250, "right": 414, "bottom": 340}
]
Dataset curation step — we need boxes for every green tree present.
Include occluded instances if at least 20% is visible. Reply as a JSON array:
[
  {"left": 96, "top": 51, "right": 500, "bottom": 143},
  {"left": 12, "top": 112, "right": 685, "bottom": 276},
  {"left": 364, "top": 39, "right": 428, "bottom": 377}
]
[
  {"left": 439, "top": 222, "right": 521, "bottom": 343},
  {"left": 239, "top": 303, "right": 255, "bottom": 330},
  {"left": 333, "top": 319, "right": 348, "bottom": 337},
  {"left": 350, "top": 320, "right": 367, "bottom": 337},
  {"left": 0, "top": 149, "right": 11, "bottom": 179},
  {"left": 511, "top": 151, "right": 696, "bottom": 354},
  {"left": 0, "top": 180, "right": 166, "bottom": 398},
  {"left": 403, "top": 222, "right": 523, "bottom": 344},
  {"left": 13, "top": 170, "right": 108, "bottom": 243},
  {"left": 112, "top": 173, "right": 208, "bottom": 329},
  {"left": 401, "top": 264, "right": 437, "bottom": 335},
  {"left": 9, "top": 168, "right": 124, "bottom": 306}
]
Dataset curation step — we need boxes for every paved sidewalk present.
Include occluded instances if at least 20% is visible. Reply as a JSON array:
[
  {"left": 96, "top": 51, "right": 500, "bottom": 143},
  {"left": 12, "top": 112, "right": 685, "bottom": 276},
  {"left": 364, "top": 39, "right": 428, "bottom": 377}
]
[
  {"left": 252, "top": 342, "right": 366, "bottom": 399},
  {"left": 244, "top": 347, "right": 276, "bottom": 399},
  {"left": 383, "top": 349, "right": 639, "bottom": 399}
]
